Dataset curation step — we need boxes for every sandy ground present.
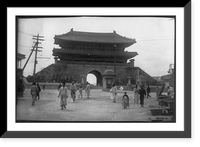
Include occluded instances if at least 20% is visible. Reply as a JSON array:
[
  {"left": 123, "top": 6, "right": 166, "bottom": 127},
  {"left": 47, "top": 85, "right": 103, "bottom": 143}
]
[{"left": 17, "top": 89, "right": 163, "bottom": 122}]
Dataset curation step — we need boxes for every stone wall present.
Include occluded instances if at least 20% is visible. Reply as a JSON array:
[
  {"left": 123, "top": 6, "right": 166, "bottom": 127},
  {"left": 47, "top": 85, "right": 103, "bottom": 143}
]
[
  {"left": 54, "top": 61, "right": 127, "bottom": 85},
  {"left": 27, "top": 62, "right": 156, "bottom": 86}
]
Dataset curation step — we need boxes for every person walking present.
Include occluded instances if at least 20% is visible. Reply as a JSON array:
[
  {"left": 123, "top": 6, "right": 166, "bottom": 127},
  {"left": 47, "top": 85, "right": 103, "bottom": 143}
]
[
  {"left": 156, "top": 86, "right": 160, "bottom": 99},
  {"left": 122, "top": 92, "right": 129, "bottom": 109},
  {"left": 70, "top": 81, "right": 77, "bottom": 102},
  {"left": 133, "top": 85, "right": 139, "bottom": 103},
  {"left": 30, "top": 82, "right": 38, "bottom": 106},
  {"left": 110, "top": 83, "right": 117, "bottom": 103},
  {"left": 85, "top": 82, "right": 91, "bottom": 99},
  {"left": 58, "top": 82, "right": 68, "bottom": 110},
  {"left": 36, "top": 83, "right": 41, "bottom": 100},
  {"left": 146, "top": 85, "right": 151, "bottom": 98},
  {"left": 78, "top": 85, "right": 83, "bottom": 99},
  {"left": 138, "top": 86, "right": 146, "bottom": 107}
]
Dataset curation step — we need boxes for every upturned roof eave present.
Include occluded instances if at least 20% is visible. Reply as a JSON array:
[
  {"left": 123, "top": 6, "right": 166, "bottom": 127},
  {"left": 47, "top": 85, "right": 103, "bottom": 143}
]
[
  {"left": 54, "top": 37, "right": 136, "bottom": 46},
  {"left": 54, "top": 30, "right": 136, "bottom": 46},
  {"left": 53, "top": 48, "right": 138, "bottom": 58}
]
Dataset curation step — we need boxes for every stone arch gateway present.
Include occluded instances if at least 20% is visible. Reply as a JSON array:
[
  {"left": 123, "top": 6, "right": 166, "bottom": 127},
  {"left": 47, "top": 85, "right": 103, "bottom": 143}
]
[
  {"left": 87, "top": 70, "right": 102, "bottom": 86},
  {"left": 52, "top": 29, "right": 138, "bottom": 88}
]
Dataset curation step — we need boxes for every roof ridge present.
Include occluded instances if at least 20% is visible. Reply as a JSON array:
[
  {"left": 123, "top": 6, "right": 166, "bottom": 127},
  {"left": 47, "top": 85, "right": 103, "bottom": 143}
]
[
  {"left": 69, "top": 30, "right": 117, "bottom": 35},
  {"left": 54, "top": 30, "right": 136, "bottom": 45}
]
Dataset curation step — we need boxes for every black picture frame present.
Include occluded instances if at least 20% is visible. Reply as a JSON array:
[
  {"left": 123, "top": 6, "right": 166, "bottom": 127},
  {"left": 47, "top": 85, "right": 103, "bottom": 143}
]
[{"left": 1, "top": 1, "right": 193, "bottom": 139}]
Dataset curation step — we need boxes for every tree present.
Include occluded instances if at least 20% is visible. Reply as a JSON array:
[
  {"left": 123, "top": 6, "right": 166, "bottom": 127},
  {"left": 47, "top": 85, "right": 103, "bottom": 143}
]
[
  {"left": 55, "top": 74, "right": 59, "bottom": 82},
  {"left": 66, "top": 76, "right": 69, "bottom": 83},
  {"left": 69, "top": 77, "right": 73, "bottom": 83}
]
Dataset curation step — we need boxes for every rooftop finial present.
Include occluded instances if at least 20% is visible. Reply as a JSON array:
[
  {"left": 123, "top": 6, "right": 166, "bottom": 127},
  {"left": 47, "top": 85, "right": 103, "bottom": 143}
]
[
  {"left": 113, "top": 30, "right": 116, "bottom": 33},
  {"left": 71, "top": 28, "right": 73, "bottom": 31}
]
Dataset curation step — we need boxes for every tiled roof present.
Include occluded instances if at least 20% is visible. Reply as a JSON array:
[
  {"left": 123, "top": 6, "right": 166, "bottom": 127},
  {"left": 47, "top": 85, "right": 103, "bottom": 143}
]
[
  {"left": 17, "top": 53, "right": 26, "bottom": 60},
  {"left": 54, "top": 30, "right": 136, "bottom": 46},
  {"left": 53, "top": 48, "right": 138, "bottom": 58}
]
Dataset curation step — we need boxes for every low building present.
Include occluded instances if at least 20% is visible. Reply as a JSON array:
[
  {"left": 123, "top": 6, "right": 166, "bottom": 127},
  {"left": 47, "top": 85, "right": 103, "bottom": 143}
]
[{"left": 17, "top": 53, "right": 26, "bottom": 99}]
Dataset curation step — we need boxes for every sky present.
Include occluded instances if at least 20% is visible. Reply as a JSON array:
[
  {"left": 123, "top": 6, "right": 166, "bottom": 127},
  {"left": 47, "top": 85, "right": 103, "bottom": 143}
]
[{"left": 17, "top": 17, "right": 174, "bottom": 83}]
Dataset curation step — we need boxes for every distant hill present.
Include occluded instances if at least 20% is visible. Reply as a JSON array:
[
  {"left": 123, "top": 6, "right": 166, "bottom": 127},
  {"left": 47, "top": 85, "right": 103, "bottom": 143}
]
[{"left": 26, "top": 64, "right": 73, "bottom": 83}]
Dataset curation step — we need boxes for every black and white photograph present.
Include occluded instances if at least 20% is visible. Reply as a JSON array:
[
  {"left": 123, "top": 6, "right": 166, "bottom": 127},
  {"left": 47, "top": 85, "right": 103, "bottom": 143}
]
[
  {"left": 4, "top": 5, "right": 192, "bottom": 139},
  {"left": 16, "top": 16, "right": 175, "bottom": 122}
]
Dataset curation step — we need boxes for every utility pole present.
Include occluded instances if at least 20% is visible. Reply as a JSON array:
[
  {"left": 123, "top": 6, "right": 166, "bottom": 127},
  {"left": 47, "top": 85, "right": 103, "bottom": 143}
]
[
  {"left": 22, "top": 42, "right": 37, "bottom": 72},
  {"left": 32, "top": 34, "right": 44, "bottom": 82}
]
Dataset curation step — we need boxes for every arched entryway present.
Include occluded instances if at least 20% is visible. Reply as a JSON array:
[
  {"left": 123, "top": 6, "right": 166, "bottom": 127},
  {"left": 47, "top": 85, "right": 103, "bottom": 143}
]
[
  {"left": 87, "top": 74, "right": 97, "bottom": 85},
  {"left": 87, "top": 70, "right": 102, "bottom": 86}
]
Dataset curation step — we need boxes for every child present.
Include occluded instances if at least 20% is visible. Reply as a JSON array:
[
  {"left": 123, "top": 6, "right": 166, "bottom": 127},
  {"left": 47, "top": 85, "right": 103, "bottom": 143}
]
[
  {"left": 122, "top": 92, "right": 129, "bottom": 109},
  {"left": 79, "top": 85, "right": 83, "bottom": 98}
]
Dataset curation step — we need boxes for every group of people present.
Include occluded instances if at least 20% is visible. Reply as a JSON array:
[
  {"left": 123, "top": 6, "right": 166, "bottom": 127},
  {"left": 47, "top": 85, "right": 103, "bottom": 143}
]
[
  {"left": 133, "top": 85, "right": 148, "bottom": 107},
  {"left": 133, "top": 85, "right": 151, "bottom": 106},
  {"left": 30, "top": 81, "right": 91, "bottom": 109},
  {"left": 30, "top": 81, "right": 153, "bottom": 109},
  {"left": 110, "top": 84, "right": 152, "bottom": 108},
  {"left": 57, "top": 81, "right": 91, "bottom": 110}
]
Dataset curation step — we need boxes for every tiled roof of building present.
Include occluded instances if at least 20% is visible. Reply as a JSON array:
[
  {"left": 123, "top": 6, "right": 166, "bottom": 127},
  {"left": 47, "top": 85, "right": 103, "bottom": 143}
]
[
  {"left": 54, "top": 29, "right": 136, "bottom": 46},
  {"left": 17, "top": 53, "right": 26, "bottom": 60},
  {"left": 53, "top": 48, "right": 138, "bottom": 58}
]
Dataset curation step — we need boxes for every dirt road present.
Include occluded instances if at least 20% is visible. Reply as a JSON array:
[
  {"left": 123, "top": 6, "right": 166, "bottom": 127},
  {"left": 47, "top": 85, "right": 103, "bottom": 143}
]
[{"left": 17, "top": 89, "right": 159, "bottom": 122}]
